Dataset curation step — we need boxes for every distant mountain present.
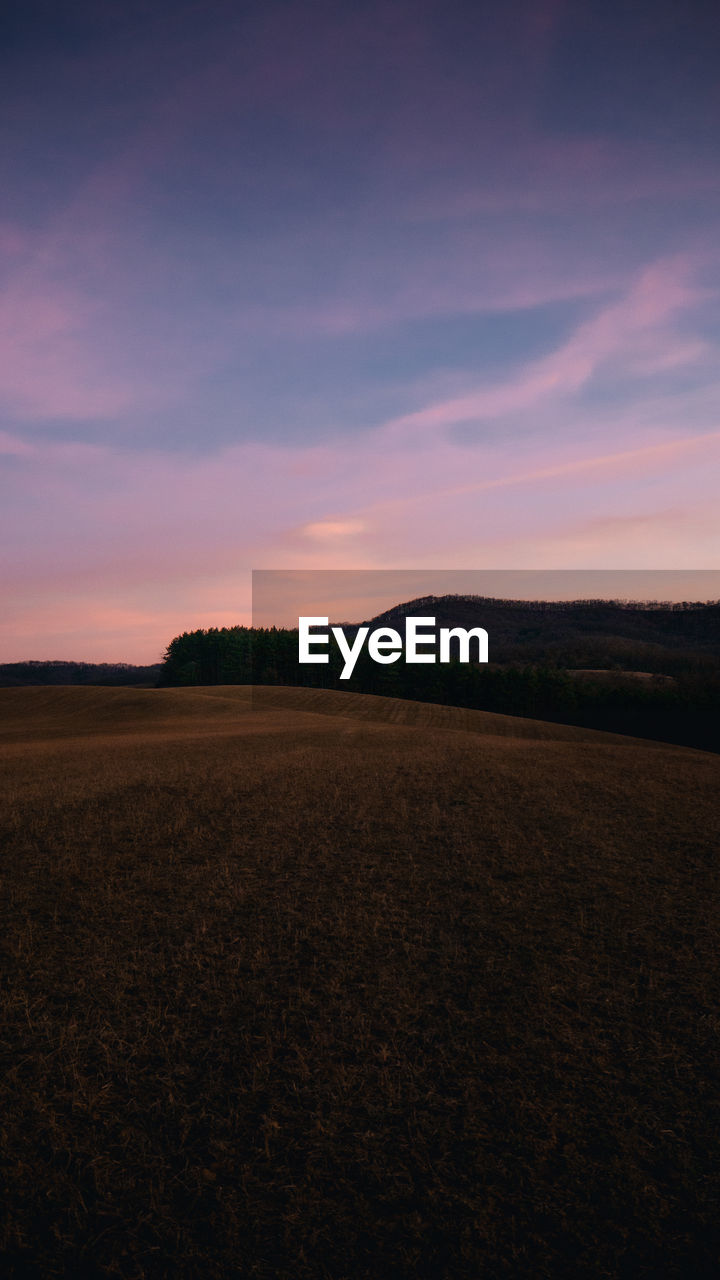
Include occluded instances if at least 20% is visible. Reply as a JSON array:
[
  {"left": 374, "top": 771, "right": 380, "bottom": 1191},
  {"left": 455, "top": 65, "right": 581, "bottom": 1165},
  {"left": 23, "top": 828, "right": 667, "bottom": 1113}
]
[
  {"left": 366, "top": 594, "right": 720, "bottom": 673},
  {"left": 0, "top": 660, "right": 162, "bottom": 688}
]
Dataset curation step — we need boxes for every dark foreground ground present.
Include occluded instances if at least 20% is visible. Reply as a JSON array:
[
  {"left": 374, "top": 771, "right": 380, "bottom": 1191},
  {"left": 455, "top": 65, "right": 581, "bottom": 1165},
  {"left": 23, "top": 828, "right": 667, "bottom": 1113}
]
[{"left": 1, "top": 685, "right": 719, "bottom": 1278}]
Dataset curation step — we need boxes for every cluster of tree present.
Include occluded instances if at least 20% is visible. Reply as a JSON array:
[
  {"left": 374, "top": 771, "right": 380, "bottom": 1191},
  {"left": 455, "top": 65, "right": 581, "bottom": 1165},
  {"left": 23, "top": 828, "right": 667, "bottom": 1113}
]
[
  {"left": 0, "top": 660, "right": 162, "bottom": 687},
  {"left": 161, "top": 628, "right": 255, "bottom": 686},
  {"left": 160, "top": 612, "right": 720, "bottom": 754}
]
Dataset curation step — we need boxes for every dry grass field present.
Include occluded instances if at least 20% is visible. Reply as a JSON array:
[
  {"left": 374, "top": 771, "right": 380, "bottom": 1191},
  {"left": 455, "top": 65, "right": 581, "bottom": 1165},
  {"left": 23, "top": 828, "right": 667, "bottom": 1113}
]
[{"left": 1, "top": 685, "right": 719, "bottom": 1278}]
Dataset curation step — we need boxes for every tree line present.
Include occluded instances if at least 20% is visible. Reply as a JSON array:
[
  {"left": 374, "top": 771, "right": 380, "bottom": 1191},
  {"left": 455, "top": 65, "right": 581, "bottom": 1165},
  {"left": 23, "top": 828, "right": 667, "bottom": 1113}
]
[
  {"left": 0, "top": 660, "right": 162, "bottom": 687},
  {"left": 160, "top": 624, "right": 720, "bottom": 754}
]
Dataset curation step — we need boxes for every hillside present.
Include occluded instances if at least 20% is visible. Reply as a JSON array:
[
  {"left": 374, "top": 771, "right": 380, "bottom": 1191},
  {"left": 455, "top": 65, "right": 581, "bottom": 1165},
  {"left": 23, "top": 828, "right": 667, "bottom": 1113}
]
[
  {"left": 368, "top": 594, "right": 720, "bottom": 669},
  {"left": 1, "top": 686, "right": 719, "bottom": 1277},
  {"left": 160, "top": 612, "right": 720, "bottom": 753}
]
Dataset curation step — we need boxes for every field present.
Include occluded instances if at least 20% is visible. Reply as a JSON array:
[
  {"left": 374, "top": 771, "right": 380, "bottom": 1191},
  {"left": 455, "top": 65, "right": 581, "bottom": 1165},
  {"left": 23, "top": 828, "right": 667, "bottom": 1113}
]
[{"left": 1, "top": 685, "right": 719, "bottom": 1278}]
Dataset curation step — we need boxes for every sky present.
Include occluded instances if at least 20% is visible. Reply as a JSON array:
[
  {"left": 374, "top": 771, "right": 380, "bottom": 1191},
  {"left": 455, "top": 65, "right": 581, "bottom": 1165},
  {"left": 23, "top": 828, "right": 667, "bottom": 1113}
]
[{"left": 1, "top": 0, "right": 719, "bottom": 662}]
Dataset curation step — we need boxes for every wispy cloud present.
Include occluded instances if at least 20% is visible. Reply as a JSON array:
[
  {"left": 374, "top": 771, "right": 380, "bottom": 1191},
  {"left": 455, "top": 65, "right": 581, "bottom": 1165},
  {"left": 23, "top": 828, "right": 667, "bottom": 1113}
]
[
  {"left": 2, "top": 1, "right": 720, "bottom": 658},
  {"left": 301, "top": 519, "right": 367, "bottom": 540},
  {"left": 0, "top": 279, "right": 132, "bottom": 420},
  {"left": 383, "top": 256, "right": 711, "bottom": 437}
]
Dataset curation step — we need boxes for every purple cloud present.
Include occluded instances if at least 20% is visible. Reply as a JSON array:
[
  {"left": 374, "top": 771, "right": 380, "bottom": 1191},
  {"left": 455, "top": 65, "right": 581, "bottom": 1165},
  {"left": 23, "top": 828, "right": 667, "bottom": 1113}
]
[{"left": 1, "top": 0, "right": 720, "bottom": 659}]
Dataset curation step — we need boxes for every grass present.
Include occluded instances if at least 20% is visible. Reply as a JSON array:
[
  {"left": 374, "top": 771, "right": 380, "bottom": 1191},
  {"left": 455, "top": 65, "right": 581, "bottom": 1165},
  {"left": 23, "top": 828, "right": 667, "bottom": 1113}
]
[{"left": 1, "top": 685, "right": 719, "bottom": 1278}]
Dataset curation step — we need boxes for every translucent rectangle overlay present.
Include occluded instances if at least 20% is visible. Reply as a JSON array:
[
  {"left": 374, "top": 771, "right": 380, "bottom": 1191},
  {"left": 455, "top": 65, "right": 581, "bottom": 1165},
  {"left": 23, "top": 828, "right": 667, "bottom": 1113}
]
[
  {"left": 252, "top": 569, "right": 720, "bottom": 630},
  {"left": 249, "top": 570, "right": 720, "bottom": 705}
]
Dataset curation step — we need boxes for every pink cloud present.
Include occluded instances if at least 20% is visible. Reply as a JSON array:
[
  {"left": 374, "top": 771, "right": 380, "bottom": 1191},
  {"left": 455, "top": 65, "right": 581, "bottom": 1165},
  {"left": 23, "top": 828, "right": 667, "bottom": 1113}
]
[
  {"left": 382, "top": 255, "right": 710, "bottom": 437},
  {"left": 2, "top": 242, "right": 718, "bottom": 662},
  {"left": 404, "top": 137, "right": 720, "bottom": 220},
  {"left": 0, "top": 431, "right": 35, "bottom": 457},
  {"left": 3, "top": 404, "right": 720, "bottom": 662},
  {"left": 0, "top": 278, "right": 133, "bottom": 420}
]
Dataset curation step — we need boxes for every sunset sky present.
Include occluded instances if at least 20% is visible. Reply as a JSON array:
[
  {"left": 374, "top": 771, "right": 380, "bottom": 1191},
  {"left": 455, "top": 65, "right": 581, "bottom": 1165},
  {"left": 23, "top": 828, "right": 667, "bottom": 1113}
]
[{"left": 2, "top": 0, "right": 720, "bottom": 662}]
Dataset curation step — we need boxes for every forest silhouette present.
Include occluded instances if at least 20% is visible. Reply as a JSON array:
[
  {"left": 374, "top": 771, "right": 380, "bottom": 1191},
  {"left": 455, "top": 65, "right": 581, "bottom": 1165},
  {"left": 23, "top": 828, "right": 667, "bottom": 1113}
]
[{"left": 160, "top": 596, "right": 720, "bottom": 753}]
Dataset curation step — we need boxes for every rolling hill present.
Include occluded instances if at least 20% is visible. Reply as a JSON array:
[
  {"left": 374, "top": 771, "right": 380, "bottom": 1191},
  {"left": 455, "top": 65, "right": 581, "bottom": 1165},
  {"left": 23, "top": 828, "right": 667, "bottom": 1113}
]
[
  {"left": 367, "top": 594, "right": 720, "bottom": 669},
  {"left": 1, "top": 685, "right": 718, "bottom": 1277}
]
